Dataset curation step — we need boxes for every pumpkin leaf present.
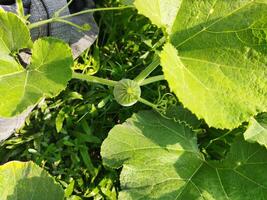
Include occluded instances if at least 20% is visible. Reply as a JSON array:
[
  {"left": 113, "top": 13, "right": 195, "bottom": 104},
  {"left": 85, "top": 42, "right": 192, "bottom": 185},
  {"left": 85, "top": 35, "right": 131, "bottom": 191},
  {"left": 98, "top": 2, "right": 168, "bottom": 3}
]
[
  {"left": 101, "top": 111, "right": 267, "bottom": 199},
  {"left": 134, "top": 0, "right": 181, "bottom": 33},
  {"left": 0, "top": 161, "right": 64, "bottom": 200},
  {"left": 136, "top": 0, "right": 267, "bottom": 129},
  {"left": 0, "top": 11, "right": 31, "bottom": 53},
  {"left": 0, "top": 12, "right": 73, "bottom": 117}
]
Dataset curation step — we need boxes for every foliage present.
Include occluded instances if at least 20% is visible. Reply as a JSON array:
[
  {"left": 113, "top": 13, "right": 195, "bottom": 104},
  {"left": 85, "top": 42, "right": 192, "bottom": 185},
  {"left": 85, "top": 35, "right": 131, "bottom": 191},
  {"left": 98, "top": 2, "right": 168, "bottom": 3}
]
[
  {"left": 1, "top": 0, "right": 267, "bottom": 199},
  {"left": 0, "top": 12, "right": 73, "bottom": 117},
  {"left": 0, "top": 87, "right": 119, "bottom": 199},
  {"left": 0, "top": 0, "right": 166, "bottom": 199},
  {"left": 160, "top": 1, "right": 267, "bottom": 129},
  {"left": 102, "top": 111, "right": 267, "bottom": 199},
  {"left": 0, "top": 161, "right": 64, "bottom": 200},
  {"left": 134, "top": 0, "right": 181, "bottom": 33},
  {"left": 101, "top": 0, "right": 267, "bottom": 199}
]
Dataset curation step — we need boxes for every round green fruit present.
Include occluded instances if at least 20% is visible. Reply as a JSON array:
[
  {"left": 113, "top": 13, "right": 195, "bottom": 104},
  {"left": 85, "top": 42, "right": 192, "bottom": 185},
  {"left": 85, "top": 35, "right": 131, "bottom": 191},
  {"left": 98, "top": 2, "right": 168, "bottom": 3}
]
[{"left": 113, "top": 79, "right": 141, "bottom": 107}]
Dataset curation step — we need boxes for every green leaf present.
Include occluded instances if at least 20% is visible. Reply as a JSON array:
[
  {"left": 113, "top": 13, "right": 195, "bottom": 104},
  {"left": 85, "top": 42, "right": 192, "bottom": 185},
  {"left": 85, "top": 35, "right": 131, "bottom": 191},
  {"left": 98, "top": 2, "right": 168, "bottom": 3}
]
[
  {"left": 157, "top": 1, "right": 267, "bottom": 129},
  {"left": 0, "top": 161, "right": 64, "bottom": 200},
  {"left": 0, "top": 11, "right": 31, "bottom": 53},
  {"left": 0, "top": 11, "right": 73, "bottom": 117},
  {"left": 0, "top": 37, "right": 73, "bottom": 117},
  {"left": 134, "top": 0, "right": 181, "bottom": 33},
  {"left": 56, "top": 108, "right": 67, "bottom": 133},
  {"left": 101, "top": 111, "right": 267, "bottom": 199},
  {"left": 244, "top": 113, "right": 267, "bottom": 148}
]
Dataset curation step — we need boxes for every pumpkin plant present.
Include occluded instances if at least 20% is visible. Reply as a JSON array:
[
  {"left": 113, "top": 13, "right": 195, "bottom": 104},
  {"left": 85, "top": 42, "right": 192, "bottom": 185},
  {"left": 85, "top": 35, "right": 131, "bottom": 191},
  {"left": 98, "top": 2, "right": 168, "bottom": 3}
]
[{"left": 1, "top": 0, "right": 267, "bottom": 199}]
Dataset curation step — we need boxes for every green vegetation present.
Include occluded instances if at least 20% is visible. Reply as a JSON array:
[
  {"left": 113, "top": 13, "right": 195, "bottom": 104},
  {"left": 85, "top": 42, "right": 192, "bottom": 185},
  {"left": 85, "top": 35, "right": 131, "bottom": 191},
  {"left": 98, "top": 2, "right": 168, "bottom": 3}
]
[
  {"left": 1, "top": 0, "right": 267, "bottom": 199},
  {"left": 0, "top": 1, "right": 165, "bottom": 199}
]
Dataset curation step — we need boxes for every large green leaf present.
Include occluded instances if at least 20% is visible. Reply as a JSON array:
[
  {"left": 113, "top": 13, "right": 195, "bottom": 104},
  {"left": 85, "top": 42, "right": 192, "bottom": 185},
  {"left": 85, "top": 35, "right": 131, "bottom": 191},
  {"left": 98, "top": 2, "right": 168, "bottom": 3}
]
[
  {"left": 136, "top": 0, "right": 267, "bottom": 129},
  {"left": 0, "top": 161, "right": 64, "bottom": 200},
  {"left": 244, "top": 113, "right": 267, "bottom": 148},
  {"left": 0, "top": 11, "right": 73, "bottom": 117},
  {"left": 101, "top": 111, "right": 267, "bottom": 199},
  {"left": 134, "top": 0, "right": 181, "bottom": 33}
]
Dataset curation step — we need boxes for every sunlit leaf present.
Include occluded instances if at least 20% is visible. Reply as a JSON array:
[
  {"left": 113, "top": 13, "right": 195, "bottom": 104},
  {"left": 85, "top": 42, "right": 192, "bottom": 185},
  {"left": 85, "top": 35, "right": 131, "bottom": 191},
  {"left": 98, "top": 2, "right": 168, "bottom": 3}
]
[
  {"left": 135, "top": 0, "right": 267, "bottom": 129},
  {"left": 0, "top": 161, "right": 64, "bottom": 200},
  {"left": 0, "top": 12, "right": 73, "bottom": 117},
  {"left": 102, "top": 111, "right": 267, "bottom": 199}
]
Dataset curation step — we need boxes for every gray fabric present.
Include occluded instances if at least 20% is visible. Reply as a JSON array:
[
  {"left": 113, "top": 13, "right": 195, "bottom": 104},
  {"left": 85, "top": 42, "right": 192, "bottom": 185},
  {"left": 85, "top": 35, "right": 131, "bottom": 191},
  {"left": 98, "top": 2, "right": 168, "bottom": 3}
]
[
  {"left": 0, "top": 0, "right": 99, "bottom": 142},
  {"left": 30, "top": 0, "right": 71, "bottom": 41},
  {"left": 0, "top": 4, "right": 17, "bottom": 12},
  {"left": 29, "top": 0, "right": 98, "bottom": 58},
  {"left": 0, "top": 107, "right": 33, "bottom": 142},
  {"left": 70, "top": 11, "right": 99, "bottom": 58},
  {"left": 29, "top": 0, "right": 49, "bottom": 39}
]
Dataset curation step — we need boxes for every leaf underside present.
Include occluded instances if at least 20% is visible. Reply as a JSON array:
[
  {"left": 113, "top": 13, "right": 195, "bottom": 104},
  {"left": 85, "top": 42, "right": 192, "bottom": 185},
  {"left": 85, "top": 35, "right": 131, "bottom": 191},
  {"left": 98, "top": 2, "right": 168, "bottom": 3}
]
[
  {"left": 0, "top": 12, "right": 73, "bottom": 118},
  {"left": 101, "top": 111, "right": 267, "bottom": 200},
  {"left": 245, "top": 113, "right": 267, "bottom": 148},
  {"left": 0, "top": 161, "right": 64, "bottom": 200}
]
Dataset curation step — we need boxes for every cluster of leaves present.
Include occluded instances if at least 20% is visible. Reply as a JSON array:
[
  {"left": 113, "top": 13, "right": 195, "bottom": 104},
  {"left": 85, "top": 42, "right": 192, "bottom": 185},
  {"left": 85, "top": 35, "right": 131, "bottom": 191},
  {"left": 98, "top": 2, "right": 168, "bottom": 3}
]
[
  {"left": 0, "top": 86, "right": 118, "bottom": 199},
  {"left": 100, "top": 0, "right": 267, "bottom": 199},
  {"left": 0, "top": 0, "right": 167, "bottom": 199},
  {"left": 1, "top": 0, "right": 267, "bottom": 199}
]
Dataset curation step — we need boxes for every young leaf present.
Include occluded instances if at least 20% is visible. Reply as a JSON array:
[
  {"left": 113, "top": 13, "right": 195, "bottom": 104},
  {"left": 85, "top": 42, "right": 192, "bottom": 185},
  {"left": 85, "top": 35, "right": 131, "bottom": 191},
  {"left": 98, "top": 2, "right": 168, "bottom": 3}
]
[
  {"left": 134, "top": 0, "right": 181, "bottom": 33},
  {"left": 0, "top": 11, "right": 31, "bottom": 52},
  {"left": 136, "top": 0, "right": 267, "bottom": 129},
  {"left": 244, "top": 113, "right": 267, "bottom": 148},
  {"left": 101, "top": 111, "right": 267, "bottom": 199},
  {"left": 0, "top": 161, "right": 64, "bottom": 200},
  {"left": 0, "top": 11, "right": 73, "bottom": 118}
]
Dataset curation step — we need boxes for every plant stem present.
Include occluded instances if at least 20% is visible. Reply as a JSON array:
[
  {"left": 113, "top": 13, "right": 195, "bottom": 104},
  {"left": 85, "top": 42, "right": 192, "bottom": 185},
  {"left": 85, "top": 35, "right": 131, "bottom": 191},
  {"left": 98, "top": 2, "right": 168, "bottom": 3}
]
[
  {"left": 205, "top": 130, "right": 232, "bottom": 149},
  {"left": 16, "top": 0, "right": 25, "bottom": 19},
  {"left": 138, "top": 98, "right": 158, "bottom": 109},
  {"left": 151, "top": 36, "right": 166, "bottom": 50},
  {"left": 29, "top": 6, "right": 134, "bottom": 29},
  {"left": 53, "top": 0, "right": 74, "bottom": 17},
  {"left": 134, "top": 55, "right": 160, "bottom": 84},
  {"left": 72, "top": 72, "right": 117, "bottom": 87},
  {"left": 140, "top": 75, "right": 165, "bottom": 86}
]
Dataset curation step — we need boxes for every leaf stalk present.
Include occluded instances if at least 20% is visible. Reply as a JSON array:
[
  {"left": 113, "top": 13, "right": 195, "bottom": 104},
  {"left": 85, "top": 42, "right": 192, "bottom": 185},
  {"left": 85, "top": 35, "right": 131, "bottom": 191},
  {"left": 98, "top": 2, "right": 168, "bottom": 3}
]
[
  {"left": 134, "top": 55, "right": 160, "bottom": 84},
  {"left": 72, "top": 72, "right": 117, "bottom": 87},
  {"left": 140, "top": 75, "right": 165, "bottom": 86},
  {"left": 28, "top": 6, "right": 134, "bottom": 29}
]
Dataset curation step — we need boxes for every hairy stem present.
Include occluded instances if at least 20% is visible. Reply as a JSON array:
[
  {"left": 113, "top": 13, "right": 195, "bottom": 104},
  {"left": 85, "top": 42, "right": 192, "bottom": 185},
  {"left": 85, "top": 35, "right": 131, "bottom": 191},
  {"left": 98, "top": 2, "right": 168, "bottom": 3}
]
[
  {"left": 53, "top": 0, "right": 74, "bottom": 17},
  {"left": 29, "top": 6, "right": 134, "bottom": 29},
  {"left": 140, "top": 75, "right": 165, "bottom": 86},
  {"left": 16, "top": 0, "right": 24, "bottom": 18},
  {"left": 72, "top": 72, "right": 117, "bottom": 87},
  {"left": 134, "top": 55, "right": 160, "bottom": 84},
  {"left": 138, "top": 98, "right": 158, "bottom": 109}
]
